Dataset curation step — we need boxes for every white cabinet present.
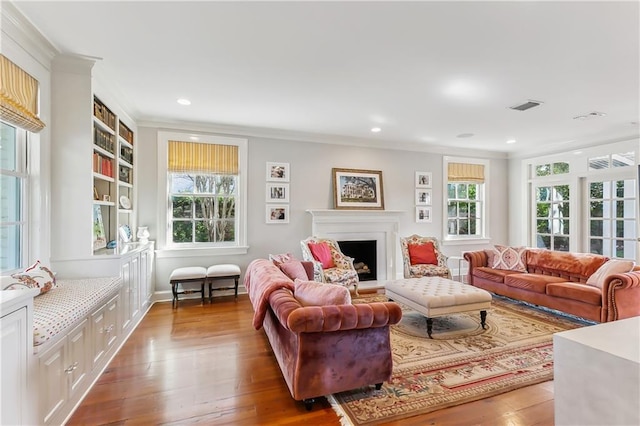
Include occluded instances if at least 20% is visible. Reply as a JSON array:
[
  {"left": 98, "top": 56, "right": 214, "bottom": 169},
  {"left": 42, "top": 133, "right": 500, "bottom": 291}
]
[
  {"left": 39, "top": 319, "right": 89, "bottom": 425},
  {"left": 139, "top": 241, "right": 155, "bottom": 311},
  {"left": 120, "top": 253, "right": 140, "bottom": 332},
  {"left": 1, "top": 290, "right": 37, "bottom": 426},
  {"left": 90, "top": 293, "right": 119, "bottom": 368}
]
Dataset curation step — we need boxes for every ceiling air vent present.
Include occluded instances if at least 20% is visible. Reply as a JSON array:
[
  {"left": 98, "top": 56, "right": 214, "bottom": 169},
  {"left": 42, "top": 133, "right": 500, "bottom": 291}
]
[{"left": 509, "top": 100, "right": 543, "bottom": 111}]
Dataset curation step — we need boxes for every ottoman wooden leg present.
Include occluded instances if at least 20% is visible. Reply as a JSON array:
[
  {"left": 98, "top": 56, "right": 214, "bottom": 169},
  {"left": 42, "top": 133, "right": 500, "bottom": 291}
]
[
  {"left": 480, "top": 310, "right": 487, "bottom": 329},
  {"left": 426, "top": 317, "right": 433, "bottom": 339}
]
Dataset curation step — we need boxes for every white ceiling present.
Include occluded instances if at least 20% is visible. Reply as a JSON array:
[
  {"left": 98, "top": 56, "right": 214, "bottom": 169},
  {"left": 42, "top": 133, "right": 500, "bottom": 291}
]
[{"left": 11, "top": 1, "right": 640, "bottom": 155}]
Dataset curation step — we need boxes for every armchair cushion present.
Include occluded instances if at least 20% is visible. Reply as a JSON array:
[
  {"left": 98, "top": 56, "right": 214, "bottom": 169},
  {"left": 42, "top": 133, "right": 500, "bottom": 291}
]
[
  {"left": 308, "top": 242, "right": 336, "bottom": 269},
  {"left": 408, "top": 242, "right": 438, "bottom": 265},
  {"left": 294, "top": 279, "right": 352, "bottom": 307}
]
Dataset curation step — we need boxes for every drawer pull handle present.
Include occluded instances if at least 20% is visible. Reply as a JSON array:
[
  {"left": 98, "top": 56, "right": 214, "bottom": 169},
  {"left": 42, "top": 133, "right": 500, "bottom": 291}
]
[{"left": 64, "top": 361, "right": 79, "bottom": 373}]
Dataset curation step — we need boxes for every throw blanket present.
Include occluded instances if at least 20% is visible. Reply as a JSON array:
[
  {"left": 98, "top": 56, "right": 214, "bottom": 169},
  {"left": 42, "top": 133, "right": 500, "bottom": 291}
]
[{"left": 244, "top": 259, "right": 295, "bottom": 330}]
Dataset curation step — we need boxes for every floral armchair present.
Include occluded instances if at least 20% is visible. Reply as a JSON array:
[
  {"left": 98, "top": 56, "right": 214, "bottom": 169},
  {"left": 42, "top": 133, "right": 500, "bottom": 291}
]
[
  {"left": 300, "top": 237, "right": 359, "bottom": 295},
  {"left": 400, "top": 235, "right": 451, "bottom": 279}
]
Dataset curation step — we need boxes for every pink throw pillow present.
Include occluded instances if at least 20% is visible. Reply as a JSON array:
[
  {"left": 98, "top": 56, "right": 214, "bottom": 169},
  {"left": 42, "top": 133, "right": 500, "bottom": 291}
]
[
  {"left": 279, "top": 260, "right": 309, "bottom": 281},
  {"left": 408, "top": 242, "right": 438, "bottom": 265},
  {"left": 307, "top": 242, "right": 336, "bottom": 269},
  {"left": 586, "top": 259, "right": 635, "bottom": 289},
  {"left": 294, "top": 279, "right": 351, "bottom": 307},
  {"left": 491, "top": 245, "right": 527, "bottom": 272}
]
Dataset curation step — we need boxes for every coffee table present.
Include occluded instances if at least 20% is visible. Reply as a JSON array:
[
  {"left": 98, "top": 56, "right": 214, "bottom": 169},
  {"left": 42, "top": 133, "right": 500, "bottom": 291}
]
[{"left": 385, "top": 277, "right": 492, "bottom": 338}]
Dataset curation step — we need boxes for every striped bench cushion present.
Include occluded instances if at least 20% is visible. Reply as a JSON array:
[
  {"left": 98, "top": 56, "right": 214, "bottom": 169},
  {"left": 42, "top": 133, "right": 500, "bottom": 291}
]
[{"left": 33, "top": 276, "right": 122, "bottom": 348}]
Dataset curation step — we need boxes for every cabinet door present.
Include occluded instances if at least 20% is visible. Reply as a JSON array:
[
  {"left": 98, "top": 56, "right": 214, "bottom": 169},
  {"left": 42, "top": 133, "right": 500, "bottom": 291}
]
[
  {"left": 121, "top": 259, "right": 132, "bottom": 331},
  {"left": 67, "top": 319, "right": 89, "bottom": 399},
  {"left": 39, "top": 338, "right": 67, "bottom": 424},
  {"left": 139, "top": 248, "right": 149, "bottom": 310},
  {"left": 130, "top": 254, "right": 140, "bottom": 321},
  {"left": 90, "top": 303, "right": 107, "bottom": 367},
  {"left": 1, "top": 307, "right": 29, "bottom": 426},
  {"left": 104, "top": 293, "right": 119, "bottom": 351}
]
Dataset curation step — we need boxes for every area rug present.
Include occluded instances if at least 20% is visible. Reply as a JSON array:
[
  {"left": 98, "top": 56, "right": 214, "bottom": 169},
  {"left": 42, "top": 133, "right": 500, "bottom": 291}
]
[{"left": 328, "top": 295, "right": 591, "bottom": 425}]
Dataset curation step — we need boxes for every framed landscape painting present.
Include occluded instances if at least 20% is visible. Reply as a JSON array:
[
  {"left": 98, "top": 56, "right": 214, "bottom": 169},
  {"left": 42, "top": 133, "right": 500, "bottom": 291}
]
[{"left": 332, "top": 168, "right": 384, "bottom": 210}]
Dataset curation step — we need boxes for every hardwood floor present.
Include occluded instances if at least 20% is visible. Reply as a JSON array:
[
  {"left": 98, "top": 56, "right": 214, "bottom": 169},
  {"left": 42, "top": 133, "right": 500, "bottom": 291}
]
[{"left": 68, "top": 294, "right": 556, "bottom": 425}]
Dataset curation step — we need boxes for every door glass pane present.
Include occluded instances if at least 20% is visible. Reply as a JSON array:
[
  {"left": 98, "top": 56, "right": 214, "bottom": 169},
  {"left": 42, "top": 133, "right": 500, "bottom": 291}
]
[
  {"left": 590, "top": 182, "right": 603, "bottom": 199},
  {"left": 536, "top": 187, "right": 550, "bottom": 201},
  {"left": 537, "top": 235, "right": 551, "bottom": 249},
  {"left": 537, "top": 219, "right": 551, "bottom": 234},
  {"left": 590, "top": 220, "right": 603, "bottom": 237},
  {"left": 590, "top": 239, "right": 603, "bottom": 254},
  {"left": 555, "top": 236, "right": 570, "bottom": 251}
]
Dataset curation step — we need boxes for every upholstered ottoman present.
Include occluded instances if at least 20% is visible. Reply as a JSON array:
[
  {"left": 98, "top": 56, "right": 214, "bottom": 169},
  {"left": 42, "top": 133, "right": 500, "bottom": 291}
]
[
  {"left": 207, "top": 264, "right": 241, "bottom": 301},
  {"left": 385, "top": 277, "right": 492, "bottom": 338}
]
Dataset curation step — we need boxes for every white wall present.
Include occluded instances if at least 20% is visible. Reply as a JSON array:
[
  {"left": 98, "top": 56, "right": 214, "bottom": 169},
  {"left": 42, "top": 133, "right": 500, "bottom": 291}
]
[{"left": 137, "top": 124, "right": 509, "bottom": 296}]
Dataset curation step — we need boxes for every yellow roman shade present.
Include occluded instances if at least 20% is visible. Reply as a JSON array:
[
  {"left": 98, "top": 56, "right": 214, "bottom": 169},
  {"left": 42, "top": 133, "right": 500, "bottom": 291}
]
[
  {"left": 0, "top": 54, "right": 46, "bottom": 133},
  {"left": 168, "top": 140, "right": 238, "bottom": 174},
  {"left": 448, "top": 162, "right": 485, "bottom": 183}
]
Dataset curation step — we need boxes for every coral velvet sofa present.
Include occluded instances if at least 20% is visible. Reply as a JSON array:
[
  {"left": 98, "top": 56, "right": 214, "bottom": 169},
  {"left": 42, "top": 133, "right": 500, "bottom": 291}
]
[
  {"left": 464, "top": 248, "right": 640, "bottom": 323},
  {"left": 244, "top": 258, "right": 402, "bottom": 409}
]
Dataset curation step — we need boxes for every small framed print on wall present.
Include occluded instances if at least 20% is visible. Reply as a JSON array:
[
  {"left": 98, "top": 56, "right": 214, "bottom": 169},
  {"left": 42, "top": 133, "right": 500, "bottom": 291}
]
[
  {"left": 266, "top": 204, "right": 289, "bottom": 224},
  {"left": 415, "top": 189, "right": 431, "bottom": 206},
  {"left": 266, "top": 183, "right": 290, "bottom": 202},
  {"left": 266, "top": 162, "right": 290, "bottom": 182},
  {"left": 416, "top": 206, "right": 432, "bottom": 223},
  {"left": 415, "top": 171, "right": 432, "bottom": 188}
]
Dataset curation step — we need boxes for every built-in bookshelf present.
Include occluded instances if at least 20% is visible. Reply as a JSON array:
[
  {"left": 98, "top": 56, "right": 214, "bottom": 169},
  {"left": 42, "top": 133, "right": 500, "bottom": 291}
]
[{"left": 92, "top": 96, "right": 135, "bottom": 254}]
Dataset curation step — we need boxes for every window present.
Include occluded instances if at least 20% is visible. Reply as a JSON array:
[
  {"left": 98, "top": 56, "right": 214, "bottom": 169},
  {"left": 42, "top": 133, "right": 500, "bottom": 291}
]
[
  {"left": 0, "top": 121, "right": 27, "bottom": 272},
  {"left": 535, "top": 162, "right": 570, "bottom": 177},
  {"left": 588, "top": 152, "right": 635, "bottom": 170},
  {"left": 158, "top": 132, "right": 248, "bottom": 253},
  {"left": 534, "top": 184, "right": 570, "bottom": 251},
  {"left": 588, "top": 179, "right": 636, "bottom": 259},
  {"left": 444, "top": 159, "right": 487, "bottom": 240}
]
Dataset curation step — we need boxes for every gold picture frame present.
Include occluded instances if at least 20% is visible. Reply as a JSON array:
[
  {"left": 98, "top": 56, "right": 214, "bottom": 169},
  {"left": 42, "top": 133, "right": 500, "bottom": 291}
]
[{"left": 332, "top": 168, "right": 384, "bottom": 210}]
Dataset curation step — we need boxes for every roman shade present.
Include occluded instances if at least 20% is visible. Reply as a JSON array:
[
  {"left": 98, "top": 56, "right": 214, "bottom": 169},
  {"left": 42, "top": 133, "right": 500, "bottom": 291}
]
[
  {"left": 448, "top": 162, "right": 485, "bottom": 183},
  {"left": 0, "top": 54, "right": 46, "bottom": 132},
  {"left": 168, "top": 140, "right": 238, "bottom": 174}
]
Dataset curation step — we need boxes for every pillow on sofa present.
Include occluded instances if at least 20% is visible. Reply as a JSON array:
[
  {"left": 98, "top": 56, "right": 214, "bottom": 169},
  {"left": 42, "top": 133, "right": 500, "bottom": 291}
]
[
  {"left": 5, "top": 260, "right": 57, "bottom": 295},
  {"left": 491, "top": 245, "right": 527, "bottom": 272},
  {"left": 294, "top": 279, "right": 351, "bottom": 306},
  {"left": 307, "top": 242, "right": 336, "bottom": 269},
  {"left": 278, "top": 260, "right": 309, "bottom": 281},
  {"left": 586, "top": 259, "right": 635, "bottom": 289},
  {"left": 408, "top": 242, "right": 438, "bottom": 265},
  {"left": 269, "top": 252, "right": 296, "bottom": 266}
]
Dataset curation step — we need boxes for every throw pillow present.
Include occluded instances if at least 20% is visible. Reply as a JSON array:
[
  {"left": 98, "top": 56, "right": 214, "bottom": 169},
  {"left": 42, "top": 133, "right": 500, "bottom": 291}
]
[
  {"left": 5, "top": 260, "right": 57, "bottom": 295},
  {"left": 586, "top": 259, "right": 635, "bottom": 289},
  {"left": 408, "top": 242, "right": 438, "bottom": 265},
  {"left": 278, "top": 260, "right": 309, "bottom": 281},
  {"left": 294, "top": 279, "right": 351, "bottom": 307},
  {"left": 269, "top": 252, "right": 296, "bottom": 266},
  {"left": 307, "top": 242, "right": 336, "bottom": 269},
  {"left": 491, "top": 245, "right": 527, "bottom": 272}
]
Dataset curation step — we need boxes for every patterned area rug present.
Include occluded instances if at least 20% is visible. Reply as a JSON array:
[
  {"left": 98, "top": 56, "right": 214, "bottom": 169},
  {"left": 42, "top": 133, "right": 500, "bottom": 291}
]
[{"left": 328, "top": 294, "right": 590, "bottom": 425}]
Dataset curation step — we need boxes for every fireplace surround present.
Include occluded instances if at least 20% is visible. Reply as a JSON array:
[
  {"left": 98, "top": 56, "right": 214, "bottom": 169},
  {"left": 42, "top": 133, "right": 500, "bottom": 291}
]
[{"left": 306, "top": 209, "right": 403, "bottom": 281}]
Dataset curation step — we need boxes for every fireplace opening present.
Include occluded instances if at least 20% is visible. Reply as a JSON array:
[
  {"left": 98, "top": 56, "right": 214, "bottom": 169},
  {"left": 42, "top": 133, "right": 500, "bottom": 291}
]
[{"left": 337, "top": 240, "right": 377, "bottom": 282}]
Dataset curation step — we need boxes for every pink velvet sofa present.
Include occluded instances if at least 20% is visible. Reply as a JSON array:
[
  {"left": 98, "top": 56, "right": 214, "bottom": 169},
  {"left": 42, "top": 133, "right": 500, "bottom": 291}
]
[
  {"left": 464, "top": 248, "right": 640, "bottom": 323},
  {"left": 244, "top": 258, "right": 402, "bottom": 409}
]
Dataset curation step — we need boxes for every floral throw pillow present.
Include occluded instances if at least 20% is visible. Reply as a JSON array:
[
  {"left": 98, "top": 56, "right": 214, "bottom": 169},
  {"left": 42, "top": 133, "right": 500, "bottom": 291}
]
[
  {"left": 491, "top": 245, "right": 527, "bottom": 272},
  {"left": 5, "top": 260, "right": 57, "bottom": 295}
]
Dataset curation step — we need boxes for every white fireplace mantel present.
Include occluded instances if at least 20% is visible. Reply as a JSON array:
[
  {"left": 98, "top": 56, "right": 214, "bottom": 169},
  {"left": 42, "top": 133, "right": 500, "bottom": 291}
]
[{"left": 306, "top": 209, "right": 405, "bottom": 280}]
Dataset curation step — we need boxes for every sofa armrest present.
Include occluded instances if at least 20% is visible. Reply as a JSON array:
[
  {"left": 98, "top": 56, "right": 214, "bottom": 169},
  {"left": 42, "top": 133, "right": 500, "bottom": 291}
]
[
  {"left": 602, "top": 270, "right": 640, "bottom": 321},
  {"left": 287, "top": 302, "right": 403, "bottom": 333},
  {"left": 464, "top": 250, "right": 489, "bottom": 285}
]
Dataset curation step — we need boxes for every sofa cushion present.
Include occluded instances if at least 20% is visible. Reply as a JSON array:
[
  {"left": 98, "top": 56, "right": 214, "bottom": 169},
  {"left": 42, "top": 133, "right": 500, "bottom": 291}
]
[
  {"left": 307, "top": 242, "right": 336, "bottom": 269},
  {"left": 526, "top": 249, "right": 608, "bottom": 282},
  {"left": 585, "top": 259, "right": 636, "bottom": 289},
  {"left": 278, "top": 260, "right": 309, "bottom": 281},
  {"left": 546, "top": 282, "right": 602, "bottom": 306},
  {"left": 269, "top": 252, "right": 297, "bottom": 266},
  {"left": 473, "top": 266, "right": 522, "bottom": 283},
  {"left": 504, "top": 273, "right": 567, "bottom": 293},
  {"left": 5, "top": 260, "right": 57, "bottom": 296},
  {"left": 408, "top": 242, "right": 438, "bottom": 265},
  {"left": 294, "top": 279, "right": 351, "bottom": 307},
  {"left": 491, "top": 245, "right": 527, "bottom": 272}
]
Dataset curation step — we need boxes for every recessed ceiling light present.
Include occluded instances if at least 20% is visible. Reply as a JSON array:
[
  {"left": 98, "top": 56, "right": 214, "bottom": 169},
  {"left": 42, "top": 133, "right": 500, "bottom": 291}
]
[
  {"left": 177, "top": 98, "right": 191, "bottom": 106},
  {"left": 506, "top": 139, "right": 516, "bottom": 144},
  {"left": 371, "top": 127, "right": 381, "bottom": 133},
  {"left": 189, "top": 136, "right": 199, "bottom": 141},
  {"left": 456, "top": 133, "right": 474, "bottom": 138},
  {"left": 574, "top": 151, "right": 583, "bottom": 155}
]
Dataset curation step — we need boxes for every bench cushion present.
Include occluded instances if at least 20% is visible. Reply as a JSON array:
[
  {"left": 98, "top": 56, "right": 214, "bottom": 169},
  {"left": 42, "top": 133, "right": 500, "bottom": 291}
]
[{"left": 33, "top": 277, "right": 122, "bottom": 347}]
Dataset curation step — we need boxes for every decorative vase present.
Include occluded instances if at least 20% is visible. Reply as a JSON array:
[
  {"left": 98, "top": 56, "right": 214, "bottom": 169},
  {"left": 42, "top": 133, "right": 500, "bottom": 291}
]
[{"left": 137, "top": 226, "right": 150, "bottom": 244}]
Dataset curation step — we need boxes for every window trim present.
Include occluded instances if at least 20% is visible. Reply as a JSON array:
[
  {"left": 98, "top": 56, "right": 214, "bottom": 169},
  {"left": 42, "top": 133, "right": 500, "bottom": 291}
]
[
  {"left": 157, "top": 131, "right": 248, "bottom": 256},
  {"left": 442, "top": 156, "right": 490, "bottom": 243}
]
